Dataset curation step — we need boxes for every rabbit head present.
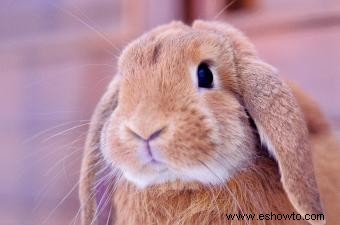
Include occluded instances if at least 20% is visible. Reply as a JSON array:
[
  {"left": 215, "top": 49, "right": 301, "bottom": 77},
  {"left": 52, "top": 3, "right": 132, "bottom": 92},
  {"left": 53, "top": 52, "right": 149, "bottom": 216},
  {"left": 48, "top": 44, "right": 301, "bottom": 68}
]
[{"left": 79, "top": 21, "right": 324, "bottom": 225}]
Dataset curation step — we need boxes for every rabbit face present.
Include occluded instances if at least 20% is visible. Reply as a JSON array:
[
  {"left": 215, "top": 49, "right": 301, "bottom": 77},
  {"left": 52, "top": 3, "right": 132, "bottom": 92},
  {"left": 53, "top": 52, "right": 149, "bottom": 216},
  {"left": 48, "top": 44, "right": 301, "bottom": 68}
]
[{"left": 100, "top": 28, "right": 256, "bottom": 188}]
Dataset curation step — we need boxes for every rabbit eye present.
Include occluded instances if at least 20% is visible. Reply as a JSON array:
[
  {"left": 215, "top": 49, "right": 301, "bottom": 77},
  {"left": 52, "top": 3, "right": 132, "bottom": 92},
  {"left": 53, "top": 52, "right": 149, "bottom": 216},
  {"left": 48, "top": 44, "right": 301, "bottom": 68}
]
[{"left": 197, "top": 63, "right": 213, "bottom": 88}]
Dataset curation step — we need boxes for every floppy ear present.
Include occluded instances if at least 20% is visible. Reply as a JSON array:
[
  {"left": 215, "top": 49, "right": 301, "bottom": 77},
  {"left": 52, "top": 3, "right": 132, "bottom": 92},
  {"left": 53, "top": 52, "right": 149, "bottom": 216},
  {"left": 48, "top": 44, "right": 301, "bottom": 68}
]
[
  {"left": 79, "top": 76, "right": 120, "bottom": 225},
  {"left": 193, "top": 20, "right": 325, "bottom": 225}
]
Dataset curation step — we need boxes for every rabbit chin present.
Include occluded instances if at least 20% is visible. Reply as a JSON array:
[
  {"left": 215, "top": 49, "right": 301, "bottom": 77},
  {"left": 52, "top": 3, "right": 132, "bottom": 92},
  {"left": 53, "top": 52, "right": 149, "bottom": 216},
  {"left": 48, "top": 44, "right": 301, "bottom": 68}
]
[{"left": 121, "top": 161, "right": 236, "bottom": 189}]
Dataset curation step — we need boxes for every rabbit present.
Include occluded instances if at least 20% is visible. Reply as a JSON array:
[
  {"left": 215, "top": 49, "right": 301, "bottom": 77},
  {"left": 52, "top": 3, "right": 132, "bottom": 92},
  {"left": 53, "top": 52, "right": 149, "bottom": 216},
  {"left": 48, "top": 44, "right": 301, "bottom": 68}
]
[{"left": 79, "top": 20, "right": 340, "bottom": 225}]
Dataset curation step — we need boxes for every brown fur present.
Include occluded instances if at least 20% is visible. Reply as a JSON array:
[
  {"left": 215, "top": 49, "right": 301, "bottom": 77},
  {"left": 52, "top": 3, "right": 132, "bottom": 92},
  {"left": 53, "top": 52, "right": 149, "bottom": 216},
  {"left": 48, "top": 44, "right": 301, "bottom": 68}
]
[
  {"left": 113, "top": 158, "right": 302, "bottom": 225},
  {"left": 79, "top": 21, "right": 339, "bottom": 225},
  {"left": 289, "top": 82, "right": 340, "bottom": 225}
]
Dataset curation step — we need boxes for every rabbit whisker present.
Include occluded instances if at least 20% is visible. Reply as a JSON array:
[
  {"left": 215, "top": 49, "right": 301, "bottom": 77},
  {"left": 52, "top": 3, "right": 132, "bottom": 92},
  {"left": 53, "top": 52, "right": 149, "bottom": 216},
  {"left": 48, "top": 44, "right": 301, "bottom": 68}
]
[
  {"left": 23, "top": 119, "right": 90, "bottom": 144},
  {"left": 197, "top": 158, "right": 250, "bottom": 225},
  {"left": 90, "top": 170, "right": 122, "bottom": 225},
  {"left": 48, "top": 2, "right": 120, "bottom": 58},
  {"left": 42, "top": 122, "right": 90, "bottom": 143},
  {"left": 213, "top": 0, "right": 238, "bottom": 20},
  {"left": 70, "top": 163, "right": 113, "bottom": 225}
]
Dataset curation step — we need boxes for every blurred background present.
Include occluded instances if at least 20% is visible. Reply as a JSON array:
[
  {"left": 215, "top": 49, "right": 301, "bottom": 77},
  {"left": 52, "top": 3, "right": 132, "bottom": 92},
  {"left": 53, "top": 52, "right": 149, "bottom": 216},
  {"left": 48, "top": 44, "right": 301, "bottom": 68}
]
[{"left": 0, "top": 0, "right": 339, "bottom": 224}]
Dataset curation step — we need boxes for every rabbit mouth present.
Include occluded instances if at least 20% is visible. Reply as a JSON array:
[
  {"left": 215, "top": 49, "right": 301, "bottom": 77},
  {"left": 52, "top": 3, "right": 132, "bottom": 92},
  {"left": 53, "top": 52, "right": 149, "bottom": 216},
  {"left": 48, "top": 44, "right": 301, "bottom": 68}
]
[
  {"left": 141, "top": 158, "right": 168, "bottom": 172},
  {"left": 136, "top": 140, "right": 167, "bottom": 167},
  {"left": 146, "top": 158, "right": 167, "bottom": 170}
]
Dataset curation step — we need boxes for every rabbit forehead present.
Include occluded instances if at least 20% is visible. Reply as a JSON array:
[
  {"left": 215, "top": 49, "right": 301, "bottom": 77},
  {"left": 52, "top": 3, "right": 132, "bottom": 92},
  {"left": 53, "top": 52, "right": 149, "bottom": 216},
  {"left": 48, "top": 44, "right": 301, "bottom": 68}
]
[{"left": 118, "top": 26, "right": 231, "bottom": 74}]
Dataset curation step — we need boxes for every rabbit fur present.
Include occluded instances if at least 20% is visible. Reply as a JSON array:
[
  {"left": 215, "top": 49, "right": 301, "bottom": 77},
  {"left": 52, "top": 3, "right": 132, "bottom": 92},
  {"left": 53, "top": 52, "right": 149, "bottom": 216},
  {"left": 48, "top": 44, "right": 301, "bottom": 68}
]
[{"left": 79, "top": 21, "right": 340, "bottom": 225}]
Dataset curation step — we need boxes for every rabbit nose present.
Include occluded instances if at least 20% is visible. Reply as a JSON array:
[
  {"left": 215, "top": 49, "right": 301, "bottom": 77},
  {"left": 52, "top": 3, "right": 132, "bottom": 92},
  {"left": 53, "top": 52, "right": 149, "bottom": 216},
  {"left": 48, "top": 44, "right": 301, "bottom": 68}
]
[{"left": 127, "top": 126, "right": 165, "bottom": 142}]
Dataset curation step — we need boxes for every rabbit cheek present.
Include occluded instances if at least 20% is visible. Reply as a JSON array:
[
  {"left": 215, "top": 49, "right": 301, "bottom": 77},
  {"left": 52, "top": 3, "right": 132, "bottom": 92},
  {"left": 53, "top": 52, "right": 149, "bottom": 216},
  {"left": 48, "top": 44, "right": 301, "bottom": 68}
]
[
  {"left": 203, "top": 92, "right": 256, "bottom": 179},
  {"left": 165, "top": 110, "right": 214, "bottom": 168}
]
